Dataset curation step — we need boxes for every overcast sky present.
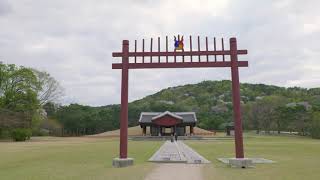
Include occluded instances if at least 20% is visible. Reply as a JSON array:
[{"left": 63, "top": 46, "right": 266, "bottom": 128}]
[{"left": 0, "top": 0, "right": 319, "bottom": 106}]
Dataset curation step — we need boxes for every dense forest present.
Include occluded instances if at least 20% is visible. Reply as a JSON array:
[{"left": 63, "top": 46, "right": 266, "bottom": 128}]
[
  {"left": 1, "top": 63, "right": 320, "bottom": 140},
  {"left": 46, "top": 81, "right": 320, "bottom": 138}
]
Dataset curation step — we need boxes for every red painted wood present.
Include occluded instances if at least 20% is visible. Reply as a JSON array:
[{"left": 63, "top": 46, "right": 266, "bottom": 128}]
[
  {"left": 142, "top": 39, "right": 145, "bottom": 63},
  {"left": 174, "top": 36, "right": 176, "bottom": 63},
  {"left": 166, "top": 36, "right": 168, "bottom": 62},
  {"left": 197, "top": 36, "right": 200, "bottom": 61},
  {"left": 150, "top": 38, "right": 153, "bottom": 62},
  {"left": 214, "top": 37, "right": 217, "bottom": 61},
  {"left": 120, "top": 40, "right": 129, "bottom": 159},
  {"left": 112, "top": 50, "right": 247, "bottom": 57},
  {"left": 182, "top": 50, "right": 185, "bottom": 62},
  {"left": 190, "top": 36, "right": 193, "bottom": 62},
  {"left": 222, "top": 38, "right": 225, "bottom": 62},
  {"left": 134, "top": 40, "right": 137, "bottom": 63},
  {"left": 112, "top": 61, "right": 248, "bottom": 69},
  {"left": 152, "top": 115, "right": 182, "bottom": 126},
  {"left": 182, "top": 47, "right": 185, "bottom": 62},
  {"left": 205, "top": 37, "right": 208, "bottom": 61},
  {"left": 112, "top": 37, "right": 248, "bottom": 160},
  {"left": 230, "top": 37, "right": 244, "bottom": 158},
  {"left": 158, "top": 37, "right": 160, "bottom": 63}
]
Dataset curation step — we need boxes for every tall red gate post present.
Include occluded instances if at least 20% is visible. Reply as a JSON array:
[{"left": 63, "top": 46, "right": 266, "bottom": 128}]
[
  {"left": 229, "top": 37, "right": 252, "bottom": 167},
  {"left": 112, "top": 40, "right": 134, "bottom": 168},
  {"left": 230, "top": 38, "right": 244, "bottom": 158}
]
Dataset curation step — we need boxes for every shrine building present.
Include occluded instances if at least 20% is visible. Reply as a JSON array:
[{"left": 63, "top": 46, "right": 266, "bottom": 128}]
[{"left": 139, "top": 111, "right": 197, "bottom": 136}]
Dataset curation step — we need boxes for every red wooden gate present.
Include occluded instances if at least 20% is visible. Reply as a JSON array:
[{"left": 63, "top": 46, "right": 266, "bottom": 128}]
[{"left": 112, "top": 36, "right": 248, "bottom": 159}]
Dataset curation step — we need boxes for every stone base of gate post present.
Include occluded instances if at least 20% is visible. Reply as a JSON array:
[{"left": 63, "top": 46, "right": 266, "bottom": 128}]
[
  {"left": 229, "top": 158, "right": 253, "bottom": 168},
  {"left": 112, "top": 158, "right": 134, "bottom": 168}
]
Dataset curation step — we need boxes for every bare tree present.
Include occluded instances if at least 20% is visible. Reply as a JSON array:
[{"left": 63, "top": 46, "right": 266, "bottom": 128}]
[{"left": 32, "top": 70, "right": 64, "bottom": 105}]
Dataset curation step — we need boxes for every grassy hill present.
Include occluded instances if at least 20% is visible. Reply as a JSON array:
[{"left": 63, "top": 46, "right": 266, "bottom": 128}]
[{"left": 50, "top": 80, "right": 320, "bottom": 135}]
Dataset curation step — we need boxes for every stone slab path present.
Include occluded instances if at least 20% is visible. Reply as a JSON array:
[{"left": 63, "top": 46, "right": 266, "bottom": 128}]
[
  {"left": 149, "top": 141, "right": 210, "bottom": 164},
  {"left": 144, "top": 163, "right": 204, "bottom": 180}
]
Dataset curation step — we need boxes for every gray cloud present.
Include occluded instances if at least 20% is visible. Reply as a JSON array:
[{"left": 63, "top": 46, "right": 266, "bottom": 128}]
[
  {"left": 0, "top": 0, "right": 319, "bottom": 106},
  {"left": 0, "top": 0, "right": 11, "bottom": 16}
]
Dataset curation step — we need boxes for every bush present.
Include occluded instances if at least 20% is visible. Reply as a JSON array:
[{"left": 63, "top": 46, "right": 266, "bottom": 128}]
[
  {"left": 10, "top": 128, "right": 32, "bottom": 141},
  {"left": 311, "top": 112, "right": 320, "bottom": 139},
  {"left": 0, "top": 128, "right": 11, "bottom": 139}
]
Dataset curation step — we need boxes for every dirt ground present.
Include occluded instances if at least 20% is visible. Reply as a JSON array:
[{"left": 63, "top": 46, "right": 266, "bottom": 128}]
[{"left": 144, "top": 163, "right": 204, "bottom": 180}]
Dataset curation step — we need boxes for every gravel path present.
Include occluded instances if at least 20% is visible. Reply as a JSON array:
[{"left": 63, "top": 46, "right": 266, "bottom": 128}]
[{"left": 144, "top": 163, "right": 204, "bottom": 180}]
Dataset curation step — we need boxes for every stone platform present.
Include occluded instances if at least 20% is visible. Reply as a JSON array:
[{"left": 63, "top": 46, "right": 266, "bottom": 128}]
[
  {"left": 217, "top": 157, "right": 275, "bottom": 168},
  {"left": 112, "top": 158, "right": 134, "bottom": 168},
  {"left": 149, "top": 141, "right": 210, "bottom": 164}
]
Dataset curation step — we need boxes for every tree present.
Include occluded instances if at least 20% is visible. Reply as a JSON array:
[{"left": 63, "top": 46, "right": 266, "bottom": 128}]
[
  {"left": 32, "top": 70, "right": 64, "bottom": 105},
  {"left": 273, "top": 106, "right": 291, "bottom": 133},
  {"left": 287, "top": 105, "right": 310, "bottom": 136},
  {"left": 0, "top": 64, "right": 41, "bottom": 140},
  {"left": 0, "top": 64, "right": 39, "bottom": 112},
  {"left": 43, "top": 102, "right": 58, "bottom": 117},
  {"left": 244, "top": 96, "right": 288, "bottom": 133},
  {"left": 311, "top": 111, "right": 320, "bottom": 139}
]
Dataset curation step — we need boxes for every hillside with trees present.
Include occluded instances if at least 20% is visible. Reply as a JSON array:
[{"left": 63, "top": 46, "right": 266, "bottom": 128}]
[
  {"left": 48, "top": 81, "right": 320, "bottom": 139},
  {"left": 1, "top": 63, "right": 320, "bottom": 140}
]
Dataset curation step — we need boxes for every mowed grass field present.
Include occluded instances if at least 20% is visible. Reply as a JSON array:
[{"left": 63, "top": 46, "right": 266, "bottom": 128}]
[
  {"left": 0, "top": 137, "right": 162, "bottom": 180},
  {"left": 0, "top": 134, "right": 319, "bottom": 180},
  {"left": 186, "top": 135, "right": 320, "bottom": 180}
]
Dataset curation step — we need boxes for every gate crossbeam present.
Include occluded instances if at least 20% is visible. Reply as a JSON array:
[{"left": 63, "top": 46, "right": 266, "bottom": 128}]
[
  {"left": 112, "top": 61, "right": 248, "bottom": 69},
  {"left": 112, "top": 50, "right": 247, "bottom": 57}
]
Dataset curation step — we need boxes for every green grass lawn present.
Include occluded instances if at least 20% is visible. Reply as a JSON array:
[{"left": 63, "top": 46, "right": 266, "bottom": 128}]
[
  {"left": 0, "top": 137, "right": 162, "bottom": 180},
  {"left": 186, "top": 135, "right": 320, "bottom": 180},
  {"left": 0, "top": 135, "right": 319, "bottom": 180}
]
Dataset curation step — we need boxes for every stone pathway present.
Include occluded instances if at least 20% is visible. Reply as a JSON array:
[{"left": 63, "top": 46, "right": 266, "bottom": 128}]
[
  {"left": 149, "top": 140, "right": 210, "bottom": 164},
  {"left": 144, "top": 163, "right": 204, "bottom": 180}
]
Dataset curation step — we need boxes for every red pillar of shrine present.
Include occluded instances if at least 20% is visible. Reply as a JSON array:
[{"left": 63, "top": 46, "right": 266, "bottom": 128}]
[
  {"left": 230, "top": 37, "right": 244, "bottom": 158},
  {"left": 120, "top": 40, "right": 129, "bottom": 159}
]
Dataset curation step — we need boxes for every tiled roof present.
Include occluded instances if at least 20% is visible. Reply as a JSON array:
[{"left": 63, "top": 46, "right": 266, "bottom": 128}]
[
  {"left": 151, "top": 111, "right": 183, "bottom": 120},
  {"left": 139, "top": 111, "right": 197, "bottom": 123}
]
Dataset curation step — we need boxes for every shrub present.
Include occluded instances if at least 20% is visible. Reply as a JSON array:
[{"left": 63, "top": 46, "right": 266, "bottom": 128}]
[
  {"left": 311, "top": 112, "right": 320, "bottom": 139},
  {"left": 10, "top": 128, "right": 32, "bottom": 141},
  {"left": 0, "top": 128, "right": 11, "bottom": 139}
]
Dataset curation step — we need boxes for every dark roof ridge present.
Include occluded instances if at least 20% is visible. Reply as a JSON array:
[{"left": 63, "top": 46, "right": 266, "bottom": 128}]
[
  {"left": 139, "top": 111, "right": 197, "bottom": 123},
  {"left": 151, "top": 111, "right": 183, "bottom": 120}
]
